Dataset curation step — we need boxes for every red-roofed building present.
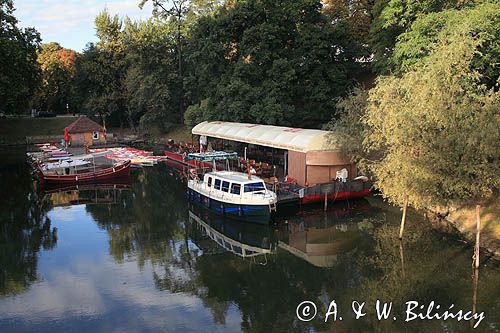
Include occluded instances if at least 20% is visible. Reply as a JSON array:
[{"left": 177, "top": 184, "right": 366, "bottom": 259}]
[{"left": 66, "top": 116, "right": 106, "bottom": 147}]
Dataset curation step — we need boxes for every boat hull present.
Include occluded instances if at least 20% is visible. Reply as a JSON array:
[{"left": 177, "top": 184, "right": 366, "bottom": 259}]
[
  {"left": 300, "top": 188, "right": 371, "bottom": 205},
  {"left": 187, "top": 188, "right": 271, "bottom": 224},
  {"left": 164, "top": 151, "right": 215, "bottom": 170},
  {"left": 37, "top": 160, "right": 132, "bottom": 185}
]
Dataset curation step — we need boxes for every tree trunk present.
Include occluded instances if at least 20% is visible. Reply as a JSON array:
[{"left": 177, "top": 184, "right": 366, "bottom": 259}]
[{"left": 399, "top": 196, "right": 408, "bottom": 239}]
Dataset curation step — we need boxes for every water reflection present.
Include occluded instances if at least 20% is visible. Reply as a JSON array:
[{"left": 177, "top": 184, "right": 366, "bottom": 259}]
[
  {"left": 0, "top": 151, "right": 499, "bottom": 332},
  {"left": 0, "top": 149, "right": 57, "bottom": 296},
  {"left": 277, "top": 200, "right": 374, "bottom": 268},
  {"left": 188, "top": 204, "right": 275, "bottom": 261},
  {"left": 40, "top": 178, "right": 132, "bottom": 207}
]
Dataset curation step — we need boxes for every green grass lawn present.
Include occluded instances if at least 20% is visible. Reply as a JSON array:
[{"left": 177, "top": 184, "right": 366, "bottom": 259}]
[{"left": 0, "top": 117, "right": 76, "bottom": 144}]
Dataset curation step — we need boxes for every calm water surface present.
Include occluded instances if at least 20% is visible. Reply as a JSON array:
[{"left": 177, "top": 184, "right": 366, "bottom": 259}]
[{"left": 0, "top": 148, "right": 499, "bottom": 332}]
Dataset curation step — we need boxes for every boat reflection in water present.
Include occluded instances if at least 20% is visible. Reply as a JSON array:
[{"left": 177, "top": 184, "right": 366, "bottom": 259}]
[
  {"left": 39, "top": 177, "right": 132, "bottom": 207},
  {"left": 276, "top": 199, "right": 374, "bottom": 267},
  {"left": 188, "top": 199, "right": 374, "bottom": 268},
  {"left": 188, "top": 204, "right": 276, "bottom": 263}
]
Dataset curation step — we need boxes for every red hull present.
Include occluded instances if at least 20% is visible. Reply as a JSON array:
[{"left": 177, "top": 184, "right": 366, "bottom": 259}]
[
  {"left": 300, "top": 188, "right": 371, "bottom": 205},
  {"left": 38, "top": 160, "right": 131, "bottom": 184},
  {"left": 164, "top": 151, "right": 215, "bottom": 169}
]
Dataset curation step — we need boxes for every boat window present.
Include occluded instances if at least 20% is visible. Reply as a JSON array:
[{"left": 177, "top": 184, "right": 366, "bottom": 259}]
[
  {"left": 244, "top": 182, "right": 266, "bottom": 192},
  {"left": 231, "top": 183, "right": 241, "bottom": 195},
  {"left": 222, "top": 181, "right": 230, "bottom": 192},
  {"left": 207, "top": 177, "right": 212, "bottom": 187},
  {"left": 214, "top": 179, "right": 221, "bottom": 190}
]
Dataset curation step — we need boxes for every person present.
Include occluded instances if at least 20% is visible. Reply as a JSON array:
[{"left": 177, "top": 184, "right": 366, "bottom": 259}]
[{"left": 249, "top": 165, "right": 257, "bottom": 174}]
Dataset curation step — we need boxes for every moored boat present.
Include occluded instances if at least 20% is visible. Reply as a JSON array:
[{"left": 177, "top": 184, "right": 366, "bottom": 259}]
[
  {"left": 36, "top": 160, "right": 131, "bottom": 185},
  {"left": 186, "top": 152, "right": 277, "bottom": 224}
]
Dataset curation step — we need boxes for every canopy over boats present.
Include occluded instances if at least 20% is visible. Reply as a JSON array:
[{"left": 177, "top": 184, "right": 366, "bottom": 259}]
[
  {"left": 41, "top": 159, "right": 91, "bottom": 171},
  {"left": 187, "top": 151, "right": 238, "bottom": 162}
]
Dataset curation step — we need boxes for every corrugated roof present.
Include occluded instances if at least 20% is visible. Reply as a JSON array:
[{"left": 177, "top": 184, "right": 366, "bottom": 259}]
[
  {"left": 192, "top": 121, "right": 338, "bottom": 153},
  {"left": 67, "top": 116, "right": 103, "bottom": 133}
]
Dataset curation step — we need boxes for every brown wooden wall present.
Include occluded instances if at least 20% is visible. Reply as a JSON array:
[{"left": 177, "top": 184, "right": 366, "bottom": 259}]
[
  {"left": 287, "top": 150, "right": 306, "bottom": 185},
  {"left": 70, "top": 131, "right": 106, "bottom": 147},
  {"left": 306, "top": 151, "right": 350, "bottom": 165},
  {"left": 287, "top": 150, "right": 357, "bottom": 186}
]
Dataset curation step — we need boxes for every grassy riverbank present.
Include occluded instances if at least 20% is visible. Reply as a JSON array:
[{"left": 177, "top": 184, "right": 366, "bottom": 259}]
[{"left": 0, "top": 116, "right": 76, "bottom": 145}]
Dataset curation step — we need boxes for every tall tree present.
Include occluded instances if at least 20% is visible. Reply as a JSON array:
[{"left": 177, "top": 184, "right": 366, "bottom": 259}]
[
  {"left": 123, "top": 18, "right": 179, "bottom": 130},
  {"left": 368, "top": 0, "right": 463, "bottom": 73},
  {"left": 323, "top": 0, "right": 374, "bottom": 55},
  {"left": 139, "top": 0, "right": 192, "bottom": 123},
  {"left": 365, "top": 11, "right": 499, "bottom": 210},
  {"left": 74, "top": 11, "right": 128, "bottom": 126},
  {"left": 35, "top": 42, "right": 76, "bottom": 113},
  {"left": 185, "top": 0, "right": 359, "bottom": 127},
  {"left": 0, "top": 0, "right": 41, "bottom": 114},
  {"left": 392, "top": 3, "right": 499, "bottom": 88}
]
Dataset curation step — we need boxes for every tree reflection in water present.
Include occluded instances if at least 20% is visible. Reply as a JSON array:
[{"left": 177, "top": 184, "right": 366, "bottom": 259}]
[
  {"left": 1, "top": 154, "right": 499, "bottom": 332},
  {"left": 86, "top": 163, "right": 500, "bottom": 333},
  {"left": 0, "top": 150, "right": 57, "bottom": 296}
]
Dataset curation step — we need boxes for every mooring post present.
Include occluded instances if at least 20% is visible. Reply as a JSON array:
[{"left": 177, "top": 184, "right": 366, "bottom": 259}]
[
  {"left": 474, "top": 205, "right": 481, "bottom": 269},
  {"left": 399, "top": 239, "right": 405, "bottom": 278},
  {"left": 399, "top": 196, "right": 408, "bottom": 240}
]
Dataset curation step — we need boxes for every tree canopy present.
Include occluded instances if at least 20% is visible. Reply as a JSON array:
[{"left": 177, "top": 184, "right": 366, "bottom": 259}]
[
  {"left": 185, "top": 0, "right": 360, "bottom": 127},
  {"left": 35, "top": 42, "right": 76, "bottom": 113},
  {"left": 0, "top": 0, "right": 41, "bottom": 114},
  {"left": 329, "top": 2, "right": 499, "bottom": 209}
]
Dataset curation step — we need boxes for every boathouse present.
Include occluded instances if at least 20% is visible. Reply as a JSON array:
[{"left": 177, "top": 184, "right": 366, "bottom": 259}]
[
  {"left": 66, "top": 116, "right": 106, "bottom": 147},
  {"left": 192, "top": 121, "right": 356, "bottom": 186}
]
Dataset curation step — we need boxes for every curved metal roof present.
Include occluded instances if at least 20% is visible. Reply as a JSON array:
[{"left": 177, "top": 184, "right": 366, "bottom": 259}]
[{"left": 192, "top": 121, "right": 338, "bottom": 153}]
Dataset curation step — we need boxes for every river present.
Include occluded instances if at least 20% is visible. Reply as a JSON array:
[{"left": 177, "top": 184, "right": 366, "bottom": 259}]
[{"left": 0, "top": 148, "right": 499, "bottom": 332}]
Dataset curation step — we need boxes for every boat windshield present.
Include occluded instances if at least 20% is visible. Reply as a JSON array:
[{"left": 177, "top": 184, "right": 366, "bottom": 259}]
[{"left": 244, "top": 182, "right": 266, "bottom": 193}]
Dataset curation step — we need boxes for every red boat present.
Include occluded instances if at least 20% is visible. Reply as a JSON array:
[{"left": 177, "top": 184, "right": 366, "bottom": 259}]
[
  {"left": 164, "top": 151, "right": 215, "bottom": 169},
  {"left": 36, "top": 160, "right": 131, "bottom": 185}
]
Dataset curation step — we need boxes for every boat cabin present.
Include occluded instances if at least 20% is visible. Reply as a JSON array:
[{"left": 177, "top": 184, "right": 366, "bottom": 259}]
[{"left": 203, "top": 171, "right": 268, "bottom": 197}]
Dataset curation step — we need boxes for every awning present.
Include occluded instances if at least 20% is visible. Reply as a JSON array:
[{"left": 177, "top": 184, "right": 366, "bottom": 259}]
[
  {"left": 192, "top": 121, "right": 339, "bottom": 153},
  {"left": 187, "top": 151, "right": 238, "bottom": 162}
]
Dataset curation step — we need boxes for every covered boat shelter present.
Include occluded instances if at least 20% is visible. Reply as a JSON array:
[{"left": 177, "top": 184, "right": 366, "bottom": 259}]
[{"left": 192, "top": 121, "right": 356, "bottom": 186}]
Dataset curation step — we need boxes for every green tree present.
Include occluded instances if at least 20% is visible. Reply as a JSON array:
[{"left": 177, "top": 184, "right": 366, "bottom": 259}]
[
  {"left": 392, "top": 3, "right": 500, "bottom": 88},
  {"left": 123, "top": 18, "right": 179, "bottom": 130},
  {"left": 365, "top": 18, "right": 499, "bottom": 210},
  {"left": 369, "top": 0, "right": 463, "bottom": 73},
  {"left": 35, "top": 42, "right": 77, "bottom": 113},
  {"left": 323, "top": 0, "right": 374, "bottom": 55},
  {"left": 0, "top": 0, "right": 41, "bottom": 114},
  {"left": 74, "top": 11, "right": 128, "bottom": 126},
  {"left": 186, "top": 0, "right": 359, "bottom": 127}
]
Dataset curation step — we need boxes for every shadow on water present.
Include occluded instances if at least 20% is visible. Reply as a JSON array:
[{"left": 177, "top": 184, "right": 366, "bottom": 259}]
[{"left": 0, "top": 150, "right": 499, "bottom": 332}]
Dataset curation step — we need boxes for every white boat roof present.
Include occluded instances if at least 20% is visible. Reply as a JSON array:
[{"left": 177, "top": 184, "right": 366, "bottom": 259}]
[
  {"left": 42, "top": 159, "right": 91, "bottom": 170},
  {"left": 207, "top": 171, "right": 265, "bottom": 184},
  {"left": 192, "top": 121, "right": 339, "bottom": 153}
]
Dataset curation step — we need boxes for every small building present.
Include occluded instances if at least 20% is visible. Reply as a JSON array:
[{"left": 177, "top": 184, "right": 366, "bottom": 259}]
[
  {"left": 192, "top": 121, "right": 356, "bottom": 186},
  {"left": 66, "top": 116, "right": 106, "bottom": 147}
]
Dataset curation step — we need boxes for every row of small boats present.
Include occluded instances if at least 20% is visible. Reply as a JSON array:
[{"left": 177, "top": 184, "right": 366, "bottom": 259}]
[
  {"left": 28, "top": 144, "right": 132, "bottom": 185},
  {"left": 28, "top": 144, "right": 371, "bottom": 225}
]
